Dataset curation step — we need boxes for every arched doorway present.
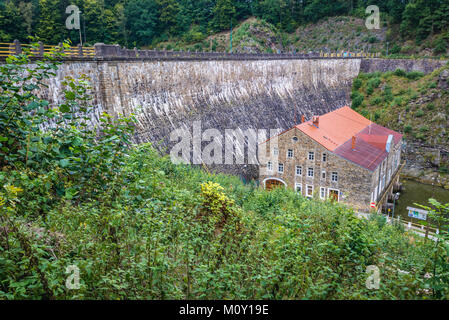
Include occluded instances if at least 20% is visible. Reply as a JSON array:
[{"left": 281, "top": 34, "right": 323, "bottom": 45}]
[{"left": 263, "top": 178, "right": 287, "bottom": 191}]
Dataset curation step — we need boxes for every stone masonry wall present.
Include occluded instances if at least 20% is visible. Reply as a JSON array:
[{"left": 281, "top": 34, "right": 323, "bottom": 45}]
[
  {"left": 31, "top": 57, "right": 443, "bottom": 180},
  {"left": 259, "top": 127, "right": 374, "bottom": 211},
  {"left": 40, "top": 58, "right": 361, "bottom": 178}
]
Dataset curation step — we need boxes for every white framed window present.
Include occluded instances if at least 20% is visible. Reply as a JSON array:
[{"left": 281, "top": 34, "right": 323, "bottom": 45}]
[
  {"left": 322, "top": 153, "right": 327, "bottom": 162},
  {"left": 296, "top": 166, "right": 302, "bottom": 176},
  {"left": 295, "top": 183, "right": 302, "bottom": 194},
  {"left": 306, "top": 185, "right": 313, "bottom": 198},
  {"left": 320, "top": 187, "right": 326, "bottom": 200},
  {"left": 328, "top": 188, "right": 340, "bottom": 202},
  {"left": 331, "top": 172, "right": 338, "bottom": 182},
  {"left": 308, "top": 152, "right": 315, "bottom": 161},
  {"left": 278, "top": 163, "right": 284, "bottom": 173},
  {"left": 321, "top": 171, "right": 326, "bottom": 179},
  {"left": 308, "top": 167, "right": 314, "bottom": 178},
  {"left": 267, "top": 161, "right": 273, "bottom": 171},
  {"left": 287, "top": 149, "right": 293, "bottom": 158},
  {"left": 273, "top": 147, "right": 279, "bottom": 156}
]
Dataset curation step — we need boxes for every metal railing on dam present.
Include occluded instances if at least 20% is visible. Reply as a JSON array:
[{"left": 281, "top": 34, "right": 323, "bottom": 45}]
[{"left": 0, "top": 40, "right": 381, "bottom": 61}]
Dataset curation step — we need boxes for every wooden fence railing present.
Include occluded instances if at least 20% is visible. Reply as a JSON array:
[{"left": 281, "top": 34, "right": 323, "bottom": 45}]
[
  {"left": 0, "top": 40, "right": 95, "bottom": 59},
  {"left": 0, "top": 40, "right": 383, "bottom": 61}
]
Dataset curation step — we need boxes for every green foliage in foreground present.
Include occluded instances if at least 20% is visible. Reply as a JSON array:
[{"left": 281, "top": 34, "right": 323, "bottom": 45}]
[{"left": 1, "top": 47, "right": 449, "bottom": 300}]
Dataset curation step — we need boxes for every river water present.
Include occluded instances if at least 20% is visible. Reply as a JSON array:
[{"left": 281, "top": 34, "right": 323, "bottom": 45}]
[{"left": 393, "top": 179, "right": 449, "bottom": 223}]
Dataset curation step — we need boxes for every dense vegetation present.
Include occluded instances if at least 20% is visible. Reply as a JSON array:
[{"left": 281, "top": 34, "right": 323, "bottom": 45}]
[
  {"left": 1, "top": 49, "right": 449, "bottom": 299},
  {"left": 1, "top": 0, "right": 448, "bottom": 55}
]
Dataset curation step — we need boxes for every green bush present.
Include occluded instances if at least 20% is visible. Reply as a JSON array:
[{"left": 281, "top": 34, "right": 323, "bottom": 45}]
[
  {"left": 183, "top": 25, "right": 206, "bottom": 44},
  {"left": 439, "top": 166, "right": 449, "bottom": 174},
  {"left": 406, "top": 71, "right": 425, "bottom": 80},
  {"left": 370, "top": 96, "right": 382, "bottom": 106},
  {"left": 404, "top": 125, "right": 413, "bottom": 133},
  {"left": 394, "top": 69, "right": 407, "bottom": 77},
  {"left": 368, "top": 77, "right": 381, "bottom": 88},
  {"left": 416, "top": 109, "right": 425, "bottom": 117},
  {"left": 353, "top": 78, "right": 363, "bottom": 90},
  {"left": 351, "top": 91, "right": 364, "bottom": 109},
  {"left": 383, "top": 85, "right": 393, "bottom": 103}
]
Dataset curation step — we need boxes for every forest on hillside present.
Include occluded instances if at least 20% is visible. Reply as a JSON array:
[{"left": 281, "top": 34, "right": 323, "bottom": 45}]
[{"left": 1, "top": 0, "right": 448, "bottom": 50}]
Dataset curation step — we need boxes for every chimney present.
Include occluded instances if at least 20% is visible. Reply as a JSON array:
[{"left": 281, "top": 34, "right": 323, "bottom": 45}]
[
  {"left": 351, "top": 136, "right": 356, "bottom": 150},
  {"left": 301, "top": 115, "right": 305, "bottom": 123},
  {"left": 312, "top": 116, "right": 319, "bottom": 127}
]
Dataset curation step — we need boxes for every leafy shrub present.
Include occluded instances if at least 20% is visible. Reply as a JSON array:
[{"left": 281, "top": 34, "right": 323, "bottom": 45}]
[
  {"left": 383, "top": 85, "right": 394, "bottom": 103},
  {"left": 406, "top": 71, "right": 425, "bottom": 80},
  {"left": 416, "top": 109, "right": 425, "bottom": 117},
  {"left": 392, "top": 97, "right": 404, "bottom": 107},
  {"left": 183, "top": 25, "right": 205, "bottom": 44},
  {"left": 404, "top": 125, "right": 412, "bottom": 133},
  {"left": 390, "top": 45, "right": 401, "bottom": 55},
  {"left": 439, "top": 166, "right": 449, "bottom": 174},
  {"left": 394, "top": 69, "right": 407, "bottom": 77},
  {"left": 368, "top": 77, "right": 381, "bottom": 88},
  {"left": 353, "top": 78, "right": 362, "bottom": 90},
  {"left": 351, "top": 91, "right": 364, "bottom": 109},
  {"left": 433, "top": 36, "right": 448, "bottom": 55}
]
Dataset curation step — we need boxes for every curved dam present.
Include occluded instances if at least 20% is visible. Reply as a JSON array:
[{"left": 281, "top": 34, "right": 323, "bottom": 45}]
[{"left": 38, "top": 56, "right": 446, "bottom": 177}]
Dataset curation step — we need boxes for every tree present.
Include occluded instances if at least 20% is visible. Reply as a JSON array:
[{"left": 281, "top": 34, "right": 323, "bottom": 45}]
[
  {"left": 210, "top": 0, "right": 236, "bottom": 32},
  {"left": 37, "top": 0, "right": 64, "bottom": 43},
  {"left": 0, "top": 1, "right": 33, "bottom": 42},
  {"left": 157, "top": 0, "right": 181, "bottom": 35},
  {"left": 125, "top": 0, "right": 159, "bottom": 47},
  {"left": 83, "top": 0, "right": 106, "bottom": 44}
]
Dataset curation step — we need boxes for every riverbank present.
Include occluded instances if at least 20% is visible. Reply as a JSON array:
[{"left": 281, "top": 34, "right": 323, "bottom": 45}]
[
  {"left": 402, "top": 167, "right": 449, "bottom": 190},
  {"left": 394, "top": 177, "right": 449, "bottom": 223}
]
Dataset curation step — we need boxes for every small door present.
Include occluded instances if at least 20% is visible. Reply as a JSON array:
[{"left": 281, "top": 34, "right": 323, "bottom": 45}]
[
  {"left": 265, "top": 179, "right": 284, "bottom": 191},
  {"left": 329, "top": 189, "right": 339, "bottom": 202}
]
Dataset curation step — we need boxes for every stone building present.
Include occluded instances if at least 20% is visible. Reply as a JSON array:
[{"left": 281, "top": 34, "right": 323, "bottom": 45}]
[{"left": 259, "top": 106, "right": 403, "bottom": 211}]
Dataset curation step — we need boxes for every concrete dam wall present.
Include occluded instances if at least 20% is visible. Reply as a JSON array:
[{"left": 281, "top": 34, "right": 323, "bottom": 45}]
[{"left": 38, "top": 57, "right": 446, "bottom": 178}]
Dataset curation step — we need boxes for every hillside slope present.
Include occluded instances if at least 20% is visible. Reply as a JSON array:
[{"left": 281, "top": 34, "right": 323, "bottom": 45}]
[
  {"left": 153, "top": 16, "right": 448, "bottom": 57},
  {"left": 350, "top": 64, "right": 449, "bottom": 188}
]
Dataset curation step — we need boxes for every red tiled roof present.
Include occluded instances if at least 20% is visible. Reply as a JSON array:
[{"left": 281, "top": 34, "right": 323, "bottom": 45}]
[
  {"left": 295, "top": 106, "right": 372, "bottom": 151},
  {"left": 334, "top": 135, "right": 388, "bottom": 171},
  {"left": 261, "top": 106, "right": 403, "bottom": 171}
]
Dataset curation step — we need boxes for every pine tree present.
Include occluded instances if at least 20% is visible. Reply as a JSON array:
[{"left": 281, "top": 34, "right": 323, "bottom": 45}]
[
  {"left": 210, "top": 0, "right": 236, "bottom": 32},
  {"left": 157, "top": 0, "right": 181, "bottom": 35},
  {"left": 125, "top": 0, "right": 159, "bottom": 46},
  {"left": 37, "top": 0, "right": 63, "bottom": 43}
]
